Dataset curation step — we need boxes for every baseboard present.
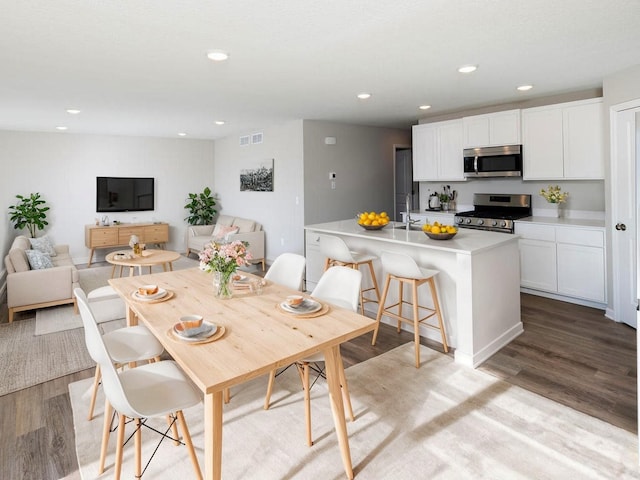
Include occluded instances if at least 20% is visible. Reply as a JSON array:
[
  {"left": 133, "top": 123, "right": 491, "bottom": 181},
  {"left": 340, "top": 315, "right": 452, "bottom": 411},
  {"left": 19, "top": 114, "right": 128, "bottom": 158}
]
[{"left": 520, "top": 287, "right": 607, "bottom": 311}]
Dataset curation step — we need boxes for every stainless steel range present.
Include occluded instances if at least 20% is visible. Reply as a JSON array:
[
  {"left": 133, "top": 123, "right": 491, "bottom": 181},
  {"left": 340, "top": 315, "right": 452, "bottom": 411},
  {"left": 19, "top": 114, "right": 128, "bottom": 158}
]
[{"left": 455, "top": 193, "right": 531, "bottom": 234}]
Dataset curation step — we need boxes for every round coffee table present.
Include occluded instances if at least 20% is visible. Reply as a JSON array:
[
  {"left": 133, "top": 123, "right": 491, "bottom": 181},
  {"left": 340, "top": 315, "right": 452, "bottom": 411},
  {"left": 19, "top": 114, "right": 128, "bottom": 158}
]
[{"left": 105, "top": 249, "right": 182, "bottom": 277}]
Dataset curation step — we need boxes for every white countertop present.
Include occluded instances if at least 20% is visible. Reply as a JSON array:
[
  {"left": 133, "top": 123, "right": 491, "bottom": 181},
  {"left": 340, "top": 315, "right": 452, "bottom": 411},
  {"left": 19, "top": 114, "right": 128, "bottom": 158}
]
[
  {"left": 305, "top": 219, "right": 518, "bottom": 255},
  {"left": 516, "top": 216, "right": 605, "bottom": 229}
]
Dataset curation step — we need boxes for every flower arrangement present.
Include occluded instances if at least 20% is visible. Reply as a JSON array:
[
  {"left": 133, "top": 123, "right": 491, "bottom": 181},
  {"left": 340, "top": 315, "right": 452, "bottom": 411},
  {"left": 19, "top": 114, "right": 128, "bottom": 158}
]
[
  {"left": 539, "top": 185, "right": 569, "bottom": 204},
  {"left": 199, "top": 240, "right": 252, "bottom": 298}
]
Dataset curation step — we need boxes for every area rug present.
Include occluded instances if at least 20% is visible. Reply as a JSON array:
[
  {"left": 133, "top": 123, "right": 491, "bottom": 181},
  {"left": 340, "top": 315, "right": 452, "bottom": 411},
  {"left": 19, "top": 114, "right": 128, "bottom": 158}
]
[{"left": 70, "top": 344, "right": 640, "bottom": 479}]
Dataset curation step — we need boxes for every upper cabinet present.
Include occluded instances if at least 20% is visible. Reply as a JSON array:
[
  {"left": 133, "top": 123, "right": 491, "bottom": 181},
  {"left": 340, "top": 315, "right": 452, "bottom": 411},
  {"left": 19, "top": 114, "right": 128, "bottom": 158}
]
[
  {"left": 522, "top": 98, "right": 604, "bottom": 180},
  {"left": 462, "top": 109, "right": 521, "bottom": 148},
  {"left": 412, "top": 119, "right": 464, "bottom": 181}
]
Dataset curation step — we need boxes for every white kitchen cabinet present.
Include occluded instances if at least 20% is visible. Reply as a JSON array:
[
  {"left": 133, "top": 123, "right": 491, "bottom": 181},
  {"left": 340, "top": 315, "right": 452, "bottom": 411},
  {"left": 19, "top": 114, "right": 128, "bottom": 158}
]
[
  {"left": 515, "top": 221, "right": 606, "bottom": 306},
  {"left": 463, "top": 109, "right": 521, "bottom": 148},
  {"left": 412, "top": 120, "right": 464, "bottom": 181},
  {"left": 304, "top": 231, "right": 325, "bottom": 291},
  {"left": 522, "top": 98, "right": 604, "bottom": 180}
]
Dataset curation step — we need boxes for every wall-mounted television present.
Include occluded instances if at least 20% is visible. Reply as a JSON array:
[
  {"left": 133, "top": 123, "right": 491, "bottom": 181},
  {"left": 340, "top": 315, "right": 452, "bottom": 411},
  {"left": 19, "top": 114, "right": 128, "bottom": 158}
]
[{"left": 96, "top": 176, "right": 155, "bottom": 212}]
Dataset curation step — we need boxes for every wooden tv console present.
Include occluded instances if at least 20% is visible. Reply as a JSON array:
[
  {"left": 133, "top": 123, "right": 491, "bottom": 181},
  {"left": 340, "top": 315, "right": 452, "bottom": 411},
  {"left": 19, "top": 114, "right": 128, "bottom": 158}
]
[{"left": 84, "top": 222, "right": 169, "bottom": 267}]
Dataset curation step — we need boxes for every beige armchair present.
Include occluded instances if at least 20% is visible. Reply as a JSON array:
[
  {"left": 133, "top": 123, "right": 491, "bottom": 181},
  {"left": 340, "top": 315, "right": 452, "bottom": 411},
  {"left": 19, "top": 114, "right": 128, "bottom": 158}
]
[
  {"left": 4, "top": 235, "right": 79, "bottom": 323},
  {"left": 185, "top": 215, "right": 266, "bottom": 271}
]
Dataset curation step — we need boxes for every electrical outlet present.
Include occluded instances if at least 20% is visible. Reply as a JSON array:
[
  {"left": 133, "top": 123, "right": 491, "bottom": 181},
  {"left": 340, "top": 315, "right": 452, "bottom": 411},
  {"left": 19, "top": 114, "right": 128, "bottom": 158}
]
[{"left": 280, "top": 237, "right": 285, "bottom": 246}]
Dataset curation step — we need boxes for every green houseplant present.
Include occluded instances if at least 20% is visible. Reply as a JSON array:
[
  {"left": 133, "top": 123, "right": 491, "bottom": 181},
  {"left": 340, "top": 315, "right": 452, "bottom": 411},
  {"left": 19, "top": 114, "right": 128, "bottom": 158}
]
[
  {"left": 184, "top": 187, "right": 218, "bottom": 225},
  {"left": 8, "top": 192, "right": 50, "bottom": 238}
]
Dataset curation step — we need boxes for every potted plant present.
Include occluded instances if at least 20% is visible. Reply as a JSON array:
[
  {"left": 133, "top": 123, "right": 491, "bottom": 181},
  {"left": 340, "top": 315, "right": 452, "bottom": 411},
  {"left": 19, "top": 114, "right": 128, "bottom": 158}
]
[
  {"left": 8, "top": 192, "right": 50, "bottom": 238},
  {"left": 184, "top": 187, "right": 218, "bottom": 225}
]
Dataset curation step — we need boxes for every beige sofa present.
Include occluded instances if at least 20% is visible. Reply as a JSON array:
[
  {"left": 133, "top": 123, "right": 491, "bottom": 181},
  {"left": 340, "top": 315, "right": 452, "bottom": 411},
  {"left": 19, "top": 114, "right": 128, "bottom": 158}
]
[
  {"left": 4, "top": 235, "right": 79, "bottom": 323},
  {"left": 186, "top": 215, "right": 266, "bottom": 270}
]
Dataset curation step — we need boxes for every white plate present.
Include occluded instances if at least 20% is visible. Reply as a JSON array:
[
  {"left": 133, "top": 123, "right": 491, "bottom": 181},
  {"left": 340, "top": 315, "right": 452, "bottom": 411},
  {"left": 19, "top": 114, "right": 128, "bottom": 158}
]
[
  {"left": 173, "top": 321, "right": 218, "bottom": 342},
  {"left": 131, "top": 287, "right": 167, "bottom": 301},
  {"left": 280, "top": 298, "right": 322, "bottom": 314}
]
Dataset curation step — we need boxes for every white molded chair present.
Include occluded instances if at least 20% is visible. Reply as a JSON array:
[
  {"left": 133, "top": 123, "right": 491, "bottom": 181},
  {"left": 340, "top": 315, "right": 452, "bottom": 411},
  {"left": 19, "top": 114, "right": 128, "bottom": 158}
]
[
  {"left": 262, "top": 253, "right": 307, "bottom": 409},
  {"left": 319, "top": 235, "right": 380, "bottom": 315},
  {"left": 75, "top": 288, "right": 203, "bottom": 480},
  {"left": 270, "top": 266, "right": 361, "bottom": 447},
  {"left": 371, "top": 251, "right": 448, "bottom": 368},
  {"left": 78, "top": 288, "right": 165, "bottom": 421}
]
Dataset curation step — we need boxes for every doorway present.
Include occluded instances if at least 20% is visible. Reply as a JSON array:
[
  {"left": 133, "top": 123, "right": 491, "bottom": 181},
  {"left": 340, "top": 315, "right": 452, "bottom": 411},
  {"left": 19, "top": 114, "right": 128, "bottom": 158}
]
[{"left": 393, "top": 145, "right": 418, "bottom": 222}]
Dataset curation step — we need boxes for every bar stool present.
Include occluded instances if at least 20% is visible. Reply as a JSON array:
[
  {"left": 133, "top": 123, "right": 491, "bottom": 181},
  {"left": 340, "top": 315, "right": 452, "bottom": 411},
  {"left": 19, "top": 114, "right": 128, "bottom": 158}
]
[
  {"left": 371, "top": 251, "right": 448, "bottom": 368},
  {"left": 319, "top": 235, "right": 380, "bottom": 315}
]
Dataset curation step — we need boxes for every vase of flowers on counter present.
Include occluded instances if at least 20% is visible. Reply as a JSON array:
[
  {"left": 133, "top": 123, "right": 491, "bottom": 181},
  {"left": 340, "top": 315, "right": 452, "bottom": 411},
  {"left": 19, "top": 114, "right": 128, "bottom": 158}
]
[
  {"left": 199, "top": 240, "right": 252, "bottom": 299},
  {"left": 539, "top": 185, "right": 569, "bottom": 218}
]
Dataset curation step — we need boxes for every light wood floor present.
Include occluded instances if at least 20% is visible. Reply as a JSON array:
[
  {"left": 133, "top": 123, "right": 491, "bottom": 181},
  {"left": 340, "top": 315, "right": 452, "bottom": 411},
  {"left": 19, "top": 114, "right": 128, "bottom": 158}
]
[{"left": 0, "top": 292, "right": 635, "bottom": 479}]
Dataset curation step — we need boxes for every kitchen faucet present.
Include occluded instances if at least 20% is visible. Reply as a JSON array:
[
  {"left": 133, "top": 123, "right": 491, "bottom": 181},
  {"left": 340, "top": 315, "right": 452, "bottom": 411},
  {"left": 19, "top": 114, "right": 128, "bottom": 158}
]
[{"left": 405, "top": 194, "right": 419, "bottom": 231}]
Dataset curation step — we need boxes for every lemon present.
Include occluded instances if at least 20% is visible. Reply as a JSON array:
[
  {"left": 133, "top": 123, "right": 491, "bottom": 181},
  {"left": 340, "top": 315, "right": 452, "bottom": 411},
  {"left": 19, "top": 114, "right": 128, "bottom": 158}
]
[{"left": 431, "top": 226, "right": 441, "bottom": 234}]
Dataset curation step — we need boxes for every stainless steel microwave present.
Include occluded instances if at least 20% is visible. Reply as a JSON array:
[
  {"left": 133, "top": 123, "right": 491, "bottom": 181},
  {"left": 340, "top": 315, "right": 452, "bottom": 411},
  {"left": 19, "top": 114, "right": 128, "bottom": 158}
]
[{"left": 463, "top": 145, "right": 523, "bottom": 178}]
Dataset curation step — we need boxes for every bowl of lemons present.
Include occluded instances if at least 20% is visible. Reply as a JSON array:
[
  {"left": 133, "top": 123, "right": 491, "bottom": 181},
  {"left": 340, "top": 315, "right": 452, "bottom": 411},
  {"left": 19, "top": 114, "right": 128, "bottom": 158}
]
[
  {"left": 357, "top": 211, "right": 390, "bottom": 230},
  {"left": 422, "top": 222, "right": 458, "bottom": 240}
]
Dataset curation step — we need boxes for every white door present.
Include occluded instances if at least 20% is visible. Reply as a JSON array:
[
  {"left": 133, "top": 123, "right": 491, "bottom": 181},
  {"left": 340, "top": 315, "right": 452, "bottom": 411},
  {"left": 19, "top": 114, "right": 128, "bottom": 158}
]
[{"left": 610, "top": 102, "right": 638, "bottom": 328}]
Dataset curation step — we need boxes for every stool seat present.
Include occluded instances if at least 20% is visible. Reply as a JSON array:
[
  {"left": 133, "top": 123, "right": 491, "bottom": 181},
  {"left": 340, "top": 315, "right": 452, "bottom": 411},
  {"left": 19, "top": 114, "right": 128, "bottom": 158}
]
[
  {"left": 372, "top": 251, "right": 448, "bottom": 368},
  {"left": 320, "top": 235, "right": 380, "bottom": 315}
]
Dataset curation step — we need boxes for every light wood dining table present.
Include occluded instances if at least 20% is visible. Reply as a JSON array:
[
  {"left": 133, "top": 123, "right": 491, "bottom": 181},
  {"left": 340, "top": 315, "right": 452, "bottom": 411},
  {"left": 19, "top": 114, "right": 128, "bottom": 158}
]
[{"left": 108, "top": 266, "right": 376, "bottom": 480}]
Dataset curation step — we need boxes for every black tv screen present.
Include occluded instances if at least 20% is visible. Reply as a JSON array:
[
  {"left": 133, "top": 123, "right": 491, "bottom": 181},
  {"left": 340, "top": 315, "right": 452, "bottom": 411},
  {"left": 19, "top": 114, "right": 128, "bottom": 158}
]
[{"left": 96, "top": 177, "right": 155, "bottom": 212}]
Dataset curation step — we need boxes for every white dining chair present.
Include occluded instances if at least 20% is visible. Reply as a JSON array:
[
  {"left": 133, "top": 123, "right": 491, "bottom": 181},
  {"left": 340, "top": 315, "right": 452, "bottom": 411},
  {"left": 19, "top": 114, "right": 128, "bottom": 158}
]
[
  {"left": 77, "top": 288, "right": 165, "bottom": 421},
  {"left": 75, "top": 288, "right": 203, "bottom": 480},
  {"left": 265, "top": 266, "right": 361, "bottom": 447},
  {"left": 262, "top": 253, "right": 307, "bottom": 408}
]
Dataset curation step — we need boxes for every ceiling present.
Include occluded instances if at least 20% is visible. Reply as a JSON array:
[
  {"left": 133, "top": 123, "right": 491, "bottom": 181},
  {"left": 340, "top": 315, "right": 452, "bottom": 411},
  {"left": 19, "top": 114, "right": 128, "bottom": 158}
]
[{"left": 2, "top": 0, "right": 640, "bottom": 140}]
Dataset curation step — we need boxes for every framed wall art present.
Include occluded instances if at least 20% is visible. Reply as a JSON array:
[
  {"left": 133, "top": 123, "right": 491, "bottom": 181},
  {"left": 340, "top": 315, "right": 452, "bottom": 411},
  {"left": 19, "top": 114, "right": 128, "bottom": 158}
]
[{"left": 240, "top": 158, "right": 274, "bottom": 192}]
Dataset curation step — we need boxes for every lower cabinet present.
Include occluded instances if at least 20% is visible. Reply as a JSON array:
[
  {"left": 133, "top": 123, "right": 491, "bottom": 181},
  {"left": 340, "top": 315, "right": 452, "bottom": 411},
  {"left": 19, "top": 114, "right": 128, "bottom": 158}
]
[
  {"left": 304, "top": 231, "right": 325, "bottom": 291},
  {"left": 515, "top": 222, "right": 606, "bottom": 305}
]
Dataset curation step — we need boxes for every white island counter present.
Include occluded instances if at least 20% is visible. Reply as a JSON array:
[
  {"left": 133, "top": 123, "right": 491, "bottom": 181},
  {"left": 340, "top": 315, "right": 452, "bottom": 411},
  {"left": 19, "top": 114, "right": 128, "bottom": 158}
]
[{"left": 304, "top": 220, "right": 523, "bottom": 367}]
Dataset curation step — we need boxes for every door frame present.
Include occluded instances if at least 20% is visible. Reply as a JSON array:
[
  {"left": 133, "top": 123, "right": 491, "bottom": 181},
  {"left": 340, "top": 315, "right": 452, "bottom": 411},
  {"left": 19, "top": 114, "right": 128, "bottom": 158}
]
[{"left": 392, "top": 143, "right": 413, "bottom": 222}]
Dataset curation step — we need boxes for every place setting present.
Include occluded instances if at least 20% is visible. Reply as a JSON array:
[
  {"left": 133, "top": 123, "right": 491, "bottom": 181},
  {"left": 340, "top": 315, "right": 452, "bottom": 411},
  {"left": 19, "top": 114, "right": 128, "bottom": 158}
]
[
  {"left": 130, "top": 284, "right": 174, "bottom": 303},
  {"left": 276, "top": 294, "right": 329, "bottom": 318},
  {"left": 167, "top": 314, "right": 226, "bottom": 344}
]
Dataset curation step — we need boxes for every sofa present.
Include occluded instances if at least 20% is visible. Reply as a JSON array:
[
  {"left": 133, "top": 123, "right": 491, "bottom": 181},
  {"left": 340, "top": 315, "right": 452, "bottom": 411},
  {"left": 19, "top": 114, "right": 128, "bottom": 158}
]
[
  {"left": 186, "top": 215, "right": 266, "bottom": 270},
  {"left": 4, "top": 235, "right": 79, "bottom": 323}
]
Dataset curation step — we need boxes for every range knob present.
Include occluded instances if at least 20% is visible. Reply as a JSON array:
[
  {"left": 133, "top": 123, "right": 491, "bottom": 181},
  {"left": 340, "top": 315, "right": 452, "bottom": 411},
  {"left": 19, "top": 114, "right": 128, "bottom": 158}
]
[
  {"left": 456, "top": 217, "right": 463, "bottom": 224},
  {"left": 501, "top": 220, "right": 507, "bottom": 228},
  {"left": 491, "top": 220, "right": 498, "bottom": 227},
  {"left": 477, "top": 219, "right": 484, "bottom": 225},
  {"left": 465, "top": 218, "right": 472, "bottom": 224}
]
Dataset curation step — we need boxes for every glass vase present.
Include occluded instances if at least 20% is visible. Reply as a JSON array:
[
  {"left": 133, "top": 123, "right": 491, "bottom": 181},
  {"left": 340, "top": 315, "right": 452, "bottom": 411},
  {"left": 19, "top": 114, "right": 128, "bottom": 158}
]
[{"left": 213, "top": 270, "right": 234, "bottom": 299}]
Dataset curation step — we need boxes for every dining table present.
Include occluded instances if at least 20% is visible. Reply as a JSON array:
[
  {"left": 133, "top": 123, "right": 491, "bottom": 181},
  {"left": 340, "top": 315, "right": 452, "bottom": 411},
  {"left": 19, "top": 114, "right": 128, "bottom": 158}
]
[{"left": 108, "top": 266, "right": 376, "bottom": 480}]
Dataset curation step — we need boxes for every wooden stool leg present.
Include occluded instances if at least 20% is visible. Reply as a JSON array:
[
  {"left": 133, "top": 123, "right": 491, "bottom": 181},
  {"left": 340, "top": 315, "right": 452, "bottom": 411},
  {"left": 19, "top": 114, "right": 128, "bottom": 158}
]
[
  {"left": 412, "top": 279, "right": 421, "bottom": 368},
  {"left": 428, "top": 277, "right": 449, "bottom": 353},
  {"left": 366, "top": 260, "right": 381, "bottom": 302},
  {"left": 397, "top": 278, "right": 404, "bottom": 332},
  {"left": 372, "top": 275, "right": 391, "bottom": 345}
]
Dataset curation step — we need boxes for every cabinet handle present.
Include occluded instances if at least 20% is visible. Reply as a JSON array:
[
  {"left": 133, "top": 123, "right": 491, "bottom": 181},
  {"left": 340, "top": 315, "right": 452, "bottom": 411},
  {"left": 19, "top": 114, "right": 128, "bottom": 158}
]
[{"left": 615, "top": 223, "right": 627, "bottom": 231}]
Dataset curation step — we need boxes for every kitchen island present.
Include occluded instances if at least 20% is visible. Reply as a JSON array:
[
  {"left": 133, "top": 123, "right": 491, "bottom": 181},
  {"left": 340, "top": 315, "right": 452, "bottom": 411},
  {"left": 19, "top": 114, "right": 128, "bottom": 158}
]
[{"left": 305, "top": 220, "right": 523, "bottom": 367}]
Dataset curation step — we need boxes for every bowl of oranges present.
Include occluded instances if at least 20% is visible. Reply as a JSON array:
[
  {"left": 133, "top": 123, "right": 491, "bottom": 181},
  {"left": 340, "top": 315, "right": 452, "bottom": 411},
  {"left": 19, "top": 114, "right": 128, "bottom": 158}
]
[
  {"left": 357, "top": 211, "right": 390, "bottom": 230},
  {"left": 422, "top": 222, "right": 458, "bottom": 240}
]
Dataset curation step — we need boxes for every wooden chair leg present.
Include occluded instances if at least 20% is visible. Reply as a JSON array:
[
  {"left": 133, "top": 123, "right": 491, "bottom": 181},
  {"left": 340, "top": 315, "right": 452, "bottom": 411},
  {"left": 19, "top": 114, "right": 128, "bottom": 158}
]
[
  {"left": 114, "top": 413, "right": 126, "bottom": 480},
  {"left": 88, "top": 365, "right": 101, "bottom": 420},
  {"left": 264, "top": 369, "right": 277, "bottom": 410},
  {"left": 99, "top": 398, "right": 112, "bottom": 474},
  {"left": 372, "top": 275, "right": 391, "bottom": 345},
  {"left": 135, "top": 418, "right": 143, "bottom": 478},
  {"left": 168, "top": 415, "right": 180, "bottom": 445},
  {"left": 337, "top": 354, "right": 354, "bottom": 422},
  {"left": 8, "top": 308, "right": 14, "bottom": 323},
  {"left": 177, "top": 410, "right": 203, "bottom": 480}
]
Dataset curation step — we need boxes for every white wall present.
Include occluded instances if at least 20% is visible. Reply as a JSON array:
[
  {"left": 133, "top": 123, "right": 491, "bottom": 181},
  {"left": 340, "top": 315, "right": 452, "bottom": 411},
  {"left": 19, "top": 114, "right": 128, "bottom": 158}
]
[
  {"left": 213, "top": 120, "right": 305, "bottom": 261},
  {"left": 0, "top": 131, "right": 214, "bottom": 266},
  {"left": 303, "top": 120, "right": 411, "bottom": 225}
]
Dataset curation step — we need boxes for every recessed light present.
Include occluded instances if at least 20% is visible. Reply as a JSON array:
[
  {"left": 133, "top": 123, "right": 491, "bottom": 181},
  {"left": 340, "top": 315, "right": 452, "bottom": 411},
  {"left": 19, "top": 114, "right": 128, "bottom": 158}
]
[
  {"left": 214, "top": 120, "right": 225, "bottom": 125},
  {"left": 419, "top": 105, "right": 431, "bottom": 110},
  {"left": 207, "top": 50, "right": 229, "bottom": 61},
  {"left": 517, "top": 84, "right": 533, "bottom": 91},
  {"left": 66, "top": 109, "right": 81, "bottom": 114},
  {"left": 56, "top": 126, "right": 68, "bottom": 130},
  {"left": 178, "top": 132, "right": 187, "bottom": 137},
  {"left": 357, "top": 93, "right": 371, "bottom": 100},
  {"left": 458, "top": 65, "right": 478, "bottom": 74}
]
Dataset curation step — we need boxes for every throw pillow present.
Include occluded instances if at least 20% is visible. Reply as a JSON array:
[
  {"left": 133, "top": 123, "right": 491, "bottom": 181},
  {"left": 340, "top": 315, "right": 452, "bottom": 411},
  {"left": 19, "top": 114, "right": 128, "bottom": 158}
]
[
  {"left": 30, "top": 235, "right": 57, "bottom": 257},
  {"left": 211, "top": 224, "right": 239, "bottom": 242},
  {"left": 25, "top": 249, "right": 54, "bottom": 270}
]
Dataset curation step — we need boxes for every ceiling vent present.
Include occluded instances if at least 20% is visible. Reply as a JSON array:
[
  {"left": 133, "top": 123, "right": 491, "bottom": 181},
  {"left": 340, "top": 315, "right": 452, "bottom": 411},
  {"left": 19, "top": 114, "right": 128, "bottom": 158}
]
[
  {"left": 239, "top": 135, "right": 250, "bottom": 146},
  {"left": 251, "top": 132, "right": 263, "bottom": 144}
]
